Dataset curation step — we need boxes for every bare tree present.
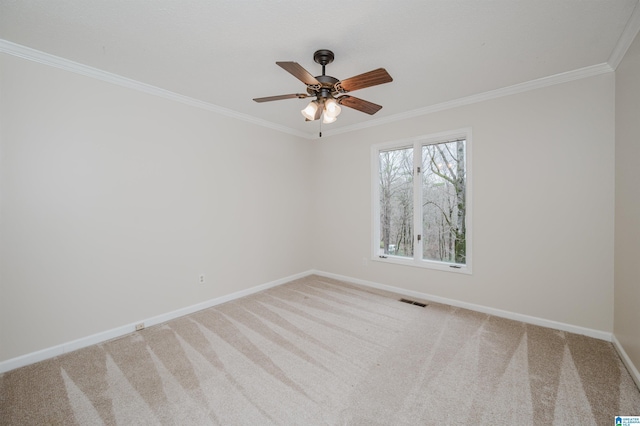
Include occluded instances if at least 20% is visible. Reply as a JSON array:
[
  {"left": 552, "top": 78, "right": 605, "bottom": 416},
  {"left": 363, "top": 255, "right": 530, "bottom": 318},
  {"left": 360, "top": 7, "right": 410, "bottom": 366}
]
[
  {"left": 379, "top": 150, "right": 395, "bottom": 254},
  {"left": 422, "top": 140, "right": 466, "bottom": 263},
  {"left": 379, "top": 140, "right": 465, "bottom": 263},
  {"left": 379, "top": 148, "right": 413, "bottom": 256}
]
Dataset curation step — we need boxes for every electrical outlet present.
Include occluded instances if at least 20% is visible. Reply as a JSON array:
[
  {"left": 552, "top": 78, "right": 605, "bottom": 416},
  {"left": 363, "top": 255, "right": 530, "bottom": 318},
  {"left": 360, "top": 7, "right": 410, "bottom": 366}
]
[
  {"left": 199, "top": 274, "right": 205, "bottom": 284},
  {"left": 135, "top": 323, "right": 145, "bottom": 331}
]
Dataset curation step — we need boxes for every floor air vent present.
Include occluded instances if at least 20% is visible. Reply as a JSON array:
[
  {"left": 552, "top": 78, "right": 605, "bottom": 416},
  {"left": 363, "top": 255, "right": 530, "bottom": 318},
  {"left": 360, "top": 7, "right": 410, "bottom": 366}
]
[{"left": 399, "top": 298, "right": 427, "bottom": 307}]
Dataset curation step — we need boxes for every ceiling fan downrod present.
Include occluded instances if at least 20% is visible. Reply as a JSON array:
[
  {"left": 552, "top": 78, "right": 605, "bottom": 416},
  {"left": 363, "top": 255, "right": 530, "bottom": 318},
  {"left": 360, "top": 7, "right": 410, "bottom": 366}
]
[{"left": 313, "top": 49, "right": 334, "bottom": 76}]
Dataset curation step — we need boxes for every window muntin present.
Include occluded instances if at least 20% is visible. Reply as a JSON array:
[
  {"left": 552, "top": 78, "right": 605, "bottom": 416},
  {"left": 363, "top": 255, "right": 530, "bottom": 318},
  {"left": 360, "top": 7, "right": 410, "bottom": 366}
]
[{"left": 373, "top": 130, "right": 471, "bottom": 273}]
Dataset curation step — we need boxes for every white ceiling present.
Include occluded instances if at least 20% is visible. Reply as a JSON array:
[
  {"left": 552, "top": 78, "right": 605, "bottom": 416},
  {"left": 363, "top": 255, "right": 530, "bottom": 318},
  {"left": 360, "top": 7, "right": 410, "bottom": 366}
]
[{"left": 1, "top": 0, "right": 639, "bottom": 138}]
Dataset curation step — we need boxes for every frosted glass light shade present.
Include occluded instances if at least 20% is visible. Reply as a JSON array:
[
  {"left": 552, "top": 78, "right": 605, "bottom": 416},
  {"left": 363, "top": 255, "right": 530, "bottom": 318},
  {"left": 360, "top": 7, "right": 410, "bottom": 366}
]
[
  {"left": 323, "top": 114, "right": 337, "bottom": 124},
  {"left": 301, "top": 101, "right": 318, "bottom": 120},
  {"left": 324, "top": 98, "right": 342, "bottom": 117}
]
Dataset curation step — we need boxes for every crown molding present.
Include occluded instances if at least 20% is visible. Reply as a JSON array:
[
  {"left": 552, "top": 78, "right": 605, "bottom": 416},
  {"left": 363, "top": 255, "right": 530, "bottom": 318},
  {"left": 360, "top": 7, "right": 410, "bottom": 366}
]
[
  {"left": 1, "top": 39, "right": 615, "bottom": 140},
  {"left": 0, "top": 39, "right": 309, "bottom": 139},
  {"left": 319, "top": 62, "right": 614, "bottom": 138},
  {"left": 608, "top": 0, "right": 640, "bottom": 70}
]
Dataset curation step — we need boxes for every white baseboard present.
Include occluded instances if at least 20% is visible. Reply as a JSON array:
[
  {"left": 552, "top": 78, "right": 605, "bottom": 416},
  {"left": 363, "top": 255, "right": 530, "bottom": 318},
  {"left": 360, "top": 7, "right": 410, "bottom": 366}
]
[
  {"left": 310, "top": 270, "right": 613, "bottom": 342},
  {"left": 1, "top": 269, "right": 624, "bottom": 375},
  {"left": 0, "top": 270, "right": 312, "bottom": 374},
  {"left": 612, "top": 334, "right": 640, "bottom": 390}
]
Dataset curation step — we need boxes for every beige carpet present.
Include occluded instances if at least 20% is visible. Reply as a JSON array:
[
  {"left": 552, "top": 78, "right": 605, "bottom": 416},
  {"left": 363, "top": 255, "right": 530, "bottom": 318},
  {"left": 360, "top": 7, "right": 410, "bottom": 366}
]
[{"left": 1, "top": 275, "right": 639, "bottom": 425}]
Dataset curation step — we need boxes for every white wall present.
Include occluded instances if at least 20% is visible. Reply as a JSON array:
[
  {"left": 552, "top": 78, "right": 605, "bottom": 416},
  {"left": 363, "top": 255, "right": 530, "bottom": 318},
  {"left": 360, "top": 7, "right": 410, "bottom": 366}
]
[
  {"left": 311, "top": 73, "right": 616, "bottom": 333},
  {"left": 0, "top": 50, "right": 620, "bottom": 366},
  {"left": 0, "top": 53, "right": 313, "bottom": 362},
  {"left": 615, "top": 29, "right": 640, "bottom": 374}
]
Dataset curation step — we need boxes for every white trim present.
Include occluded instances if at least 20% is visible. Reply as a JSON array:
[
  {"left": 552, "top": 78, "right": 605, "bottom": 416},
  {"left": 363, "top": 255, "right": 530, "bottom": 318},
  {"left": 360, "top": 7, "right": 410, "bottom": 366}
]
[
  {"left": 311, "top": 270, "right": 613, "bottom": 342},
  {"left": 0, "top": 39, "right": 309, "bottom": 139},
  {"left": 612, "top": 334, "right": 640, "bottom": 390},
  {"left": 0, "top": 268, "right": 620, "bottom": 373},
  {"left": 0, "top": 270, "right": 311, "bottom": 373},
  {"left": 1, "top": 39, "right": 614, "bottom": 141},
  {"left": 319, "top": 63, "right": 613, "bottom": 139},
  {"left": 608, "top": 0, "right": 640, "bottom": 70}
]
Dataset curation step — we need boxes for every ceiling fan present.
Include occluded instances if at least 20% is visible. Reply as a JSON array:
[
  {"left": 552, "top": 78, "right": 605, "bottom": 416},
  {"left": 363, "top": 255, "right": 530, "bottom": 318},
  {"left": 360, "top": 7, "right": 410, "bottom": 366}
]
[{"left": 253, "top": 49, "right": 392, "bottom": 124}]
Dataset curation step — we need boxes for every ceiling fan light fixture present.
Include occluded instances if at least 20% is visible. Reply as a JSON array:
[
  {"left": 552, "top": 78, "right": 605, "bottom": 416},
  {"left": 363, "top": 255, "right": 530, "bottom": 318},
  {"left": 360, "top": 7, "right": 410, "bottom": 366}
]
[
  {"left": 301, "top": 101, "right": 318, "bottom": 120},
  {"left": 324, "top": 98, "right": 342, "bottom": 118},
  {"left": 322, "top": 114, "right": 337, "bottom": 124}
]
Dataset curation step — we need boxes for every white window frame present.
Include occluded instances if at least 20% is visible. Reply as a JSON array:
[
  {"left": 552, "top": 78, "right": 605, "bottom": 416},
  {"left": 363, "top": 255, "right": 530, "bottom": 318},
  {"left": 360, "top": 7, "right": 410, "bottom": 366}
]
[{"left": 371, "top": 128, "right": 472, "bottom": 274}]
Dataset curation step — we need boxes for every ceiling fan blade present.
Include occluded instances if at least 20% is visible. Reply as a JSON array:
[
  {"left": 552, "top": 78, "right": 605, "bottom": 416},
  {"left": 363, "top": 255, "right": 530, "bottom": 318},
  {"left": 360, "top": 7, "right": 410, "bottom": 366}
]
[
  {"left": 337, "top": 95, "right": 383, "bottom": 115},
  {"left": 337, "top": 68, "right": 393, "bottom": 93},
  {"left": 276, "top": 62, "right": 321, "bottom": 86},
  {"left": 253, "top": 93, "right": 309, "bottom": 103}
]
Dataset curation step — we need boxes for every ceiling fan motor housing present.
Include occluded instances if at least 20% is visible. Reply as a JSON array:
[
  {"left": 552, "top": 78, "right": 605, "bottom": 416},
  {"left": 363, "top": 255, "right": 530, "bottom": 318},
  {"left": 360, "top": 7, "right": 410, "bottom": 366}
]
[
  {"left": 308, "top": 75, "right": 339, "bottom": 98},
  {"left": 307, "top": 50, "right": 339, "bottom": 98}
]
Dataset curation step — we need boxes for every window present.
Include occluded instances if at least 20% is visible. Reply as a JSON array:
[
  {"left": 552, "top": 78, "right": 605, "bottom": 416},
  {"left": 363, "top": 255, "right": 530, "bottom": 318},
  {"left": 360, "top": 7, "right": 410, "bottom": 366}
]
[{"left": 372, "top": 129, "right": 471, "bottom": 273}]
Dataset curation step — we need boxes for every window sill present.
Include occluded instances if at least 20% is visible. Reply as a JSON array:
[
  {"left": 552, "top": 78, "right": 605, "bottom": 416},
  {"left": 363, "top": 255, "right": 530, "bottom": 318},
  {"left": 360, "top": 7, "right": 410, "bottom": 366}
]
[{"left": 372, "top": 255, "right": 472, "bottom": 275}]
